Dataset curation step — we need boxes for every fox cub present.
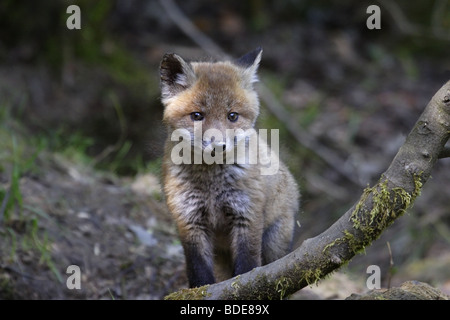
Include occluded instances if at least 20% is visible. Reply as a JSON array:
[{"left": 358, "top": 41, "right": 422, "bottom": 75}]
[{"left": 160, "top": 47, "right": 299, "bottom": 288}]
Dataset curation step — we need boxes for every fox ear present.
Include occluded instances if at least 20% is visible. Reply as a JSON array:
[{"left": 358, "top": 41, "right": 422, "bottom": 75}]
[
  {"left": 235, "top": 47, "right": 262, "bottom": 88},
  {"left": 160, "top": 53, "right": 196, "bottom": 100}
]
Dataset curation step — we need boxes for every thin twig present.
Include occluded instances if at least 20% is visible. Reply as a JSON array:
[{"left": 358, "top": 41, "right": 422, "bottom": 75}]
[
  {"left": 0, "top": 264, "right": 39, "bottom": 281},
  {"left": 386, "top": 241, "right": 394, "bottom": 289},
  {"left": 157, "top": 0, "right": 228, "bottom": 59},
  {"left": 378, "top": 0, "right": 450, "bottom": 41},
  {"left": 257, "top": 84, "right": 362, "bottom": 186}
]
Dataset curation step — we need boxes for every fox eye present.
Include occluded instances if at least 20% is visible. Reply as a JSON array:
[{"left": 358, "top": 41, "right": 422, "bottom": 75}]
[
  {"left": 190, "top": 112, "right": 204, "bottom": 121},
  {"left": 228, "top": 112, "right": 239, "bottom": 122}
]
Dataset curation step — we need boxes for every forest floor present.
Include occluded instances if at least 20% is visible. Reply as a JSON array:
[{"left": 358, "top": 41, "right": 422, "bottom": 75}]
[{"left": 0, "top": 149, "right": 186, "bottom": 299}]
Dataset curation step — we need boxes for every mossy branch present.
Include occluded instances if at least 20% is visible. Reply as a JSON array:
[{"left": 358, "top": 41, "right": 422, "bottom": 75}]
[{"left": 166, "top": 81, "right": 450, "bottom": 300}]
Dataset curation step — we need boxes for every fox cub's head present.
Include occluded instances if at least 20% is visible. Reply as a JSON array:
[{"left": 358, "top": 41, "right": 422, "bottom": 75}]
[{"left": 160, "top": 48, "right": 262, "bottom": 154}]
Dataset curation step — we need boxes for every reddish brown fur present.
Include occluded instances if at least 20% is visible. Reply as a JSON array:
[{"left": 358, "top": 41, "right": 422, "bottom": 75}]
[{"left": 160, "top": 49, "right": 300, "bottom": 287}]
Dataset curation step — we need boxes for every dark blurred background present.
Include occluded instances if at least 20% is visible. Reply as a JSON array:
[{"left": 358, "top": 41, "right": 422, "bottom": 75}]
[{"left": 0, "top": 0, "right": 449, "bottom": 299}]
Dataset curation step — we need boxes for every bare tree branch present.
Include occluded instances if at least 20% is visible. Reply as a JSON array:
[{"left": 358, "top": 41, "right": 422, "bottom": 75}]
[
  {"left": 157, "top": 0, "right": 228, "bottom": 59},
  {"left": 431, "top": 0, "right": 448, "bottom": 38},
  {"left": 378, "top": 0, "right": 450, "bottom": 41},
  {"left": 166, "top": 80, "right": 450, "bottom": 300}
]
